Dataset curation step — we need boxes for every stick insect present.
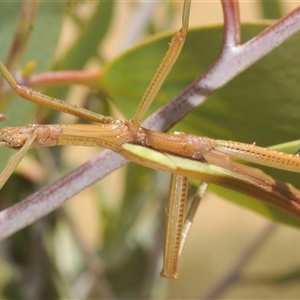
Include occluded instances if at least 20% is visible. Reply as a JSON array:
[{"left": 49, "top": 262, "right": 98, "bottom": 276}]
[{"left": 1, "top": 0, "right": 300, "bottom": 281}]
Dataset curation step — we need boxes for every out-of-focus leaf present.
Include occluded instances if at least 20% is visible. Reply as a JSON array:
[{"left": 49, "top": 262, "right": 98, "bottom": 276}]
[
  {"left": 55, "top": 1, "right": 115, "bottom": 70},
  {"left": 0, "top": 3, "right": 23, "bottom": 64},
  {"left": 0, "top": 2, "right": 64, "bottom": 168},
  {"left": 273, "top": 267, "right": 300, "bottom": 284},
  {"left": 258, "top": 0, "right": 283, "bottom": 19},
  {"left": 0, "top": 1, "right": 64, "bottom": 122}
]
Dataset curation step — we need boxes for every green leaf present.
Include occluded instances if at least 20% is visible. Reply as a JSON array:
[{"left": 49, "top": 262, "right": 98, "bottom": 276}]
[
  {"left": 55, "top": 1, "right": 115, "bottom": 70},
  {"left": 0, "top": 2, "right": 64, "bottom": 124},
  {"left": 98, "top": 24, "right": 300, "bottom": 228},
  {"left": 258, "top": 0, "right": 283, "bottom": 19},
  {"left": 0, "top": 2, "right": 64, "bottom": 169},
  {"left": 273, "top": 267, "right": 300, "bottom": 284}
]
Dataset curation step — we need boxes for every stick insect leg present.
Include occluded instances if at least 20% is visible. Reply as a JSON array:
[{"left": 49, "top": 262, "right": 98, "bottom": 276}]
[
  {"left": 132, "top": 0, "right": 191, "bottom": 123},
  {"left": 160, "top": 174, "right": 188, "bottom": 279},
  {"left": 161, "top": 179, "right": 208, "bottom": 279},
  {"left": 0, "top": 133, "right": 37, "bottom": 190},
  {"left": 0, "top": 62, "right": 114, "bottom": 124},
  {"left": 179, "top": 181, "right": 208, "bottom": 255}
]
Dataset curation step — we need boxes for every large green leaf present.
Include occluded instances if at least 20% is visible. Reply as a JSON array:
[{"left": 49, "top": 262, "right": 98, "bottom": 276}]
[{"left": 98, "top": 24, "right": 300, "bottom": 227}]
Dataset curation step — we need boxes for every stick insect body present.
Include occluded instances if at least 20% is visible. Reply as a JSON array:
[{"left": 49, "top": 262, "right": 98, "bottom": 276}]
[{"left": 1, "top": 0, "right": 300, "bottom": 279}]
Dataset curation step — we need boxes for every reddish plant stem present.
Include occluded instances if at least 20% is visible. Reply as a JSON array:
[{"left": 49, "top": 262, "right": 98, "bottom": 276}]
[
  {"left": 221, "top": 0, "right": 241, "bottom": 48},
  {"left": 19, "top": 70, "right": 100, "bottom": 88}
]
